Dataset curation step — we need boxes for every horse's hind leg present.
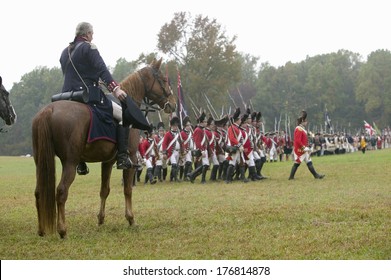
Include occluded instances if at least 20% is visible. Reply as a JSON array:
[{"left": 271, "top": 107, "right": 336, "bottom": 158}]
[
  {"left": 98, "top": 162, "right": 114, "bottom": 225},
  {"left": 56, "top": 163, "right": 77, "bottom": 238},
  {"left": 123, "top": 169, "right": 136, "bottom": 226}
]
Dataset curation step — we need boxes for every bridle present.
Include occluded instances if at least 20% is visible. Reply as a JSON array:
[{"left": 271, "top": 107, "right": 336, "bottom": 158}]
[{"left": 137, "top": 66, "right": 173, "bottom": 116}]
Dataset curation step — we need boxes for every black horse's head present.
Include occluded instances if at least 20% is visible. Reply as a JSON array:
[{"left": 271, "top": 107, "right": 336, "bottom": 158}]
[{"left": 0, "top": 76, "right": 17, "bottom": 126}]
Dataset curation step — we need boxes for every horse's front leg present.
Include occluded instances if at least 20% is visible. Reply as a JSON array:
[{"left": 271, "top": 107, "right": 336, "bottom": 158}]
[
  {"left": 56, "top": 163, "right": 77, "bottom": 238},
  {"left": 98, "top": 162, "right": 113, "bottom": 225},
  {"left": 123, "top": 168, "right": 135, "bottom": 226}
]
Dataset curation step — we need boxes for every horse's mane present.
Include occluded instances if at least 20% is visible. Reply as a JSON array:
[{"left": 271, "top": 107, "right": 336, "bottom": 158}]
[{"left": 120, "top": 72, "right": 144, "bottom": 105}]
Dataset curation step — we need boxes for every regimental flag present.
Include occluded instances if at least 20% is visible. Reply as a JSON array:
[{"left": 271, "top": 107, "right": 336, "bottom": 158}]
[
  {"left": 373, "top": 122, "right": 381, "bottom": 136},
  {"left": 364, "top": 120, "right": 376, "bottom": 136},
  {"left": 176, "top": 69, "right": 188, "bottom": 128}
]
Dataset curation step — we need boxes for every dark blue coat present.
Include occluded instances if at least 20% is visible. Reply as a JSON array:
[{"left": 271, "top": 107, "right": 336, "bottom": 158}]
[{"left": 60, "top": 37, "right": 116, "bottom": 92}]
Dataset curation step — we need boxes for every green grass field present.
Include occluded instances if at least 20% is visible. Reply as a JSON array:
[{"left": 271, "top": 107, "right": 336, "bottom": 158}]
[{"left": 0, "top": 149, "right": 390, "bottom": 260}]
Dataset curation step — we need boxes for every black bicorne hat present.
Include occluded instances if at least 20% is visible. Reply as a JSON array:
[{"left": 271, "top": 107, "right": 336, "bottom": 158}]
[
  {"left": 214, "top": 115, "right": 229, "bottom": 127},
  {"left": 241, "top": 113, "right": 249, "bottom": 124}
]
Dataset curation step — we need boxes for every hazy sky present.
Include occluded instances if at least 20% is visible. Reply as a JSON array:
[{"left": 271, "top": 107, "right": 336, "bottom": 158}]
[{"left": 0, "top": 0, "right": 389, "bottom": 89}]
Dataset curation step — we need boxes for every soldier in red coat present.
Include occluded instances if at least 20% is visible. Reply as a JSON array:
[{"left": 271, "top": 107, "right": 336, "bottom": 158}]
[
  {"left": 179, "top": 116, "right": 194, "bottom": 181},
  {"left": 162, "top": 116, "right": 181, "bottom": 182},
  {"left": 225, "top": 108, "right": 248, "bottom": 184},
  {"left": 153, "top": 122, "right": 166, "bottom": 182},
  {"left": 289, "top": 111, "right": 325, "bottom": 180},
  {"left": 186, "top": 111, "right": 209, "bottom": 184},
  {"left": 205, "top": 115, "right": 219, "bottom": 181},
  {"left": 139, "top": 128, "right": 157, "bottom": 185}
]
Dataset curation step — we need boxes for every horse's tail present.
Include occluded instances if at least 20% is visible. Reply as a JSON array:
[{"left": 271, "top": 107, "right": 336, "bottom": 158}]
[{"left": 32, "top": 107, "right": 56, "bottom": 234}]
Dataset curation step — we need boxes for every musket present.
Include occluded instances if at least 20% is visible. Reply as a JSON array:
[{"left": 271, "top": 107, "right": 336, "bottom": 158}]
[
  {"left": 157, "top": 110, "right": 162, "bottom": 122},
  {"left": 221, "top": 105, "right": 224, "bottom": 118},
  {"left": 237, "top": 86, "right": 247, "bottom": 109},
  {"left": 188, "top": 96, "right": 201, "bottom": 115},
  {"left": 227, "top": 91, "right": 238, "bottom": 108},
  {"left": 249, "top": 99, "right": 255, "bottom": 112},
  {"left": 203, "top": 93, "right": 219, "bottom": 119}
]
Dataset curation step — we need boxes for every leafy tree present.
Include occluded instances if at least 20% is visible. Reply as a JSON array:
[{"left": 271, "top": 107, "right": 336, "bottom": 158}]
[
  {"left": 356, "top": 49, "right": 391, "bottom": 127},
  {"left": 0, "top": 67, "right": 63, "bottom": 155},
  {"left": 157, "top": 12, "right": 241, "bottom": 110}
]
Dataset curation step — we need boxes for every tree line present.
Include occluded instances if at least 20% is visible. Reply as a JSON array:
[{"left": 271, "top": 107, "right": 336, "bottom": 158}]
[{"left": 1, "top": 12, "right": 390, "bottom": 156}]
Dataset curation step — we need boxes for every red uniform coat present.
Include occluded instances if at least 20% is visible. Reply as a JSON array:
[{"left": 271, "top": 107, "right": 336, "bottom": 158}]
[
  {"left": 139, "top": 138, "right": 154, "bottom": 159},
  {"left": 293, "top": 125, "right": 308, "bottom": 157},
  {"left": 204, "top": 127, "right": 215, "bottom": 154},
  {"left": 193, "top": 126, "right": 207, "bottom": 151},
  {"left": 180, "top": 129, "right": 192, "bottom": 153},
  {"left": 227, "top": 124, "right": 241, "bottom": 146},
  {"left": 162, "top": 130, "right": 180, "bottom": 158}
]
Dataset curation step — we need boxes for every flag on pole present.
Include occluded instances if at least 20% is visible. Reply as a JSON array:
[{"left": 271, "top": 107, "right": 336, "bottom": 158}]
[
  {"left": 372, "top": 122, "right": 381, "bottom": 136},
  {"left": 364, "top": 120, "right": 375, "bottom": 136},
  {"left": 177, "top": 69, "right": 188, "bottom": 128}
]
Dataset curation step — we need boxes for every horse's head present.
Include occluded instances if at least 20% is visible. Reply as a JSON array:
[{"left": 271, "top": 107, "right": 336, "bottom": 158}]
[
  {"left": 137, "top": 58, "right": 177, "bottom": 114},
  {"left": 0, "top": 77, "right": 17, "bottom": 126}
]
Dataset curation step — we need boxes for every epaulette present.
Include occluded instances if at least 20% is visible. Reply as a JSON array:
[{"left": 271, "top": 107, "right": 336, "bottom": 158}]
[{"left": 87, "top": 42, "right": 98, "bottom": 50}]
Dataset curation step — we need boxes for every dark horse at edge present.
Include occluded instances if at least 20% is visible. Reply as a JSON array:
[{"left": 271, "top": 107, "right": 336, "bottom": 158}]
[
  {"left": 32, "top": 58, "right": 176, "bottom": 238},
  {"left": 0, "top": 76, "right": 17, "bottom": 128}
]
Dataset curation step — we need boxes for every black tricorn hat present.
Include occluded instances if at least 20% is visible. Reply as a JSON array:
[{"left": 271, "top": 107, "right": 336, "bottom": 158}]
[
  {"left": 256, "top": 111, "right": 262, "bottom": 122},
  {"left": 206, "top": 114, "right": 214, "bottom": 126},
  {"left": 122, "top": 96, "right": 151, "bottom": 130},
  {"left": 157, "top": 121, "right": 165, "bottom": 130},
  {"left": 232, "top": 107, "right": 241, "bottom": 121},
  {"left": 241, "top": 113, "right": 249, "bottom": 124},
  {"left": 182, "top": 115, "right": 191, "bottom": 127},
  {"left": 214, "top": 115, "right": 229, "bottom": 127},
  {"left": 170, "top": 116, "right": 180, "bottom": 126},
  {"left": 196, "top": 111, "right": 206, "bottom": 123}
]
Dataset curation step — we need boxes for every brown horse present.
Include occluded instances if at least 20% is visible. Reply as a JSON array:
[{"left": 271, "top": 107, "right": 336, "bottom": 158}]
[
  {"left": 0, "top": 76, "right": 17, "bottom": 128},
  {"left": 32, "top": 58, "right": 176, "bottom": 238}
]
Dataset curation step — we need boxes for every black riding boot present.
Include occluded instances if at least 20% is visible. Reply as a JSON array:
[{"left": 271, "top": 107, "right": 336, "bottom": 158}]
[
  {"left": 240, "top": 166, "right": 249, "bottom": 183},
  {"left": 170, "top": 164, "right": 178, "bottom": 182},
  {"left": 307, "top": 161, "right": 325, "bottom": 179},
  {"left": 116, "top": 126, "right": 134, "bottom": 169},
  {"left": 289, "top": 163, "right": 300, "bottom": 180},
  {"left": 201, "top": 165, "right": 208, "bottom": 184},
  {"left": 187, "top": 164, "right": 203, "bottom": 183},
  {"left": 234, "top": 165, "right": 240, "bottom": 180},
  {"left": 183, "top": 161, "right": 192, "bottom": 181},
  {"left": 76, "top": 162, "right": 89, "bottom": 175},
  {"left": 162, "top": 167, "right": 168, "bottom": 181},
  {"left": 217, "top": 162, "right": 224, "bottom": 180},
  {"left": 225, "top": 164, "right": 235, "bottom": 184},
  {"left": 209, "top": 164, "right": 219, "bottom": 181}
]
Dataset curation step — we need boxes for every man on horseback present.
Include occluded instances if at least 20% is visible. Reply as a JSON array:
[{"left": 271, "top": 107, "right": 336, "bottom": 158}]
[{"left": 60, "top": 22, "right": 137, "bottom": 173}]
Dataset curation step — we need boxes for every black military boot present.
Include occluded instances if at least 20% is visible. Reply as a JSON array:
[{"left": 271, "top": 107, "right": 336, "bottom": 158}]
[
  {"left": 225, "top": 164, "right": 235, "bottom": 184},
  {"left": 162, "top": 167, "right": 168, "bottom": 181},
  {"left": 76, "top": 162, "right": 89, "bottom": 175},
  {"left": 178, "top": 165, "right": 184, "bottom": 181},
  {"left": 248, "top": 166, "right": 261, "bottom": 181},
  {"left": 307, "top": 161, "right": 325, "bottom": 179},
  {"left": 116, "top": 126, "right": 136, "bottom": 169},
  {"left": 240, "top": 166, "right": 249, "bottom": 183},
  {"left": 201, "top": 165, "right": 208, "bottom": 184},
  {"left": 146, "top": 168, "right": 157, "bottom": 184},
  {"left": 186, "top": 165, "right": 203, "bottom": 183},
  {"left": 170, "top": 164, "right": 178, "bottom": 182},
  {"left": 234, "top": 165, "right": 240, "bottom": 181},
  {"left": 183, "top": 161, "right": 192, "bottom": 181},
  {"left": 289, "top": 163, "right": 300, "bottom": 180},
  {"left": 136, "top": 168, "right": 142, "bottom": 182},
  {"left": 154, "top": 165, "right": 162, "bottom": 182},
  {"left": 217, "top": 162, "right": 224, "bottom": 180},
  {"left": 221, "top": 160, "right": 229, "bottom": 181},
  {"left": 257, "top": 158, "right": 267, "bottom": 179},
  {"left": 209, "top": 165, "right": 219, "bottom": 181}
]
